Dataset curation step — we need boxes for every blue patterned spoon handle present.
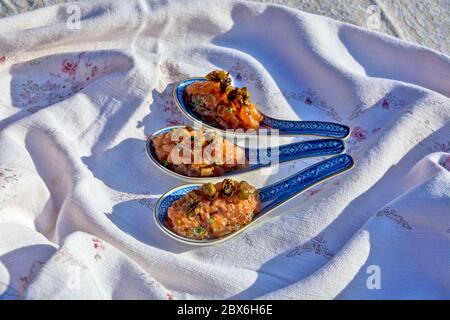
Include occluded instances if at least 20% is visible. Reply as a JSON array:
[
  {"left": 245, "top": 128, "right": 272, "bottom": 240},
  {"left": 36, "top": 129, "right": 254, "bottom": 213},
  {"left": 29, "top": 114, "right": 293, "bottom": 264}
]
[
  {"left": 246, "top": 139, "right": 345, "bottom": 167},
  {"left": 261, "top": 116, "right": 350, "bottom": 138},
  {"left": 259, "top": 154, "right": 354, "bottom": 204}
]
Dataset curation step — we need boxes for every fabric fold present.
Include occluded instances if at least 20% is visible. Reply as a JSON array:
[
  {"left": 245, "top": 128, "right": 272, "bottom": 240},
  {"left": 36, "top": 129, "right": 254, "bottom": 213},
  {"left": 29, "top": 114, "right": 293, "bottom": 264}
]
[{"left": 0, "top": 0, "right": 448, "bottom": 299}]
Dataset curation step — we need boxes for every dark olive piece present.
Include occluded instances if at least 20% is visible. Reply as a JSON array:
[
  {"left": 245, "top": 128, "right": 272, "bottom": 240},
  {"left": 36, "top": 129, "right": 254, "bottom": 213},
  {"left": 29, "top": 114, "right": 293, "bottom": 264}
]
[
  {"left": 227, "top": 86, "right": 251, "bottom": 105},
  {"left": 205, "top": 70, "right": 232, "bottom": 93},
  {"left": 221, "top": 179, "right": 237, "bottom": 197},
  {"left": 205, "top": 70, "right": 229, "bottom": 82}
]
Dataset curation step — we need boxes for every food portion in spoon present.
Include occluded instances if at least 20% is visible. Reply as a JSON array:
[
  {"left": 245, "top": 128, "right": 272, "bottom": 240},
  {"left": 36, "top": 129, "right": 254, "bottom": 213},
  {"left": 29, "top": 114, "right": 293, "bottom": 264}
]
[
  {"left": 151, "top": 126, "right": 247, "bottom": 177},
  {"left": 167, "top": 179, "right": 261, "bottom": 240},
  {"left": 184, "top": 70, "right": 264, "bottom": 130}
]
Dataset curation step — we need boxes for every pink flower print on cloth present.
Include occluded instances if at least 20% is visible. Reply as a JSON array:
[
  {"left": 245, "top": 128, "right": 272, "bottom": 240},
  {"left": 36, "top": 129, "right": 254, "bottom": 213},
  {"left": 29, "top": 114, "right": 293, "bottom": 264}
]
[
  {"left": 92, "top": 238, "right": 106, "bottom": 261},
  {"left": 61, "top": 59, "right": 78, "bottom": 76},
  {"left": 351, "top": 127, "right": 368, "bottom": 142},
  {"left": 11, "top": 51, "right": 131, "bottom": 113}
]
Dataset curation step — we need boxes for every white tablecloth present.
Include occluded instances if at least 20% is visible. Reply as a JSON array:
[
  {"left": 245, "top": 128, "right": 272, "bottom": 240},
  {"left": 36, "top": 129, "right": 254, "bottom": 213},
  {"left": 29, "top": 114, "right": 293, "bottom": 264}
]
[{"left": 0, "top": 0, "right": 449, "bottom": 299}]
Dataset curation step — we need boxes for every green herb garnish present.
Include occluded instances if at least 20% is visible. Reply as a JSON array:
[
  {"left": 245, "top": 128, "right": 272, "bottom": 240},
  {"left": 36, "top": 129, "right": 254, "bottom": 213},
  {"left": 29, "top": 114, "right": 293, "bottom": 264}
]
[{"left": 194, "top": 226, "right": 206, "bottom": 234}]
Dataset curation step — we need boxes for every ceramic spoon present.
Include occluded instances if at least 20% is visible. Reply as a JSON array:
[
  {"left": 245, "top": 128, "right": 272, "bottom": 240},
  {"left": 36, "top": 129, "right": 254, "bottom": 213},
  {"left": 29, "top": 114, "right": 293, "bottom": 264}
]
[
  {"left": 173, "top": 77, "right": 351, "bottom": 138},
  {"left": 146, "top": 126, "right": 346, "bottom": 181},
  {"left": 154, "top": 153, "right": 354, "bottom": 245}
]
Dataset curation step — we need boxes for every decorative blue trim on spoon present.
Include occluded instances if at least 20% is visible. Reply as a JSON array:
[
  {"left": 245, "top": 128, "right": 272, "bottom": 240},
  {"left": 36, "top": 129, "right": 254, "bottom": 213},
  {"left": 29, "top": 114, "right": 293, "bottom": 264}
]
[
  {"left": 245, "top": 138, "right": 345, "bottom": 170},
  {"left": 261, "top": 116, "right": 350, "bottom": 138},
  {"left": 259, "top": 154, "right": 354, "bottom": 210}
]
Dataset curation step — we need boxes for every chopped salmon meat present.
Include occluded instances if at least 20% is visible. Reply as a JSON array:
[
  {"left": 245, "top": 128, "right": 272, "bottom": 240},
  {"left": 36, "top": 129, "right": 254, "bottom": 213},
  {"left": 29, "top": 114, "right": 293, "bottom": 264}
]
[
  {"left": 184, "top": 70, "right": 264, "bottom": 130},
  {"left": 167, "top": 179, "right": 261, "bottom": 239},
  {"left": 151, "top": 126, "right": 247, "bottom": 177}
]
